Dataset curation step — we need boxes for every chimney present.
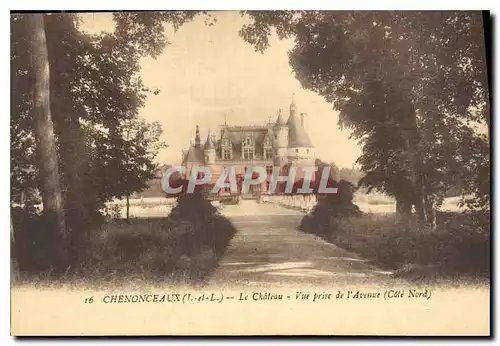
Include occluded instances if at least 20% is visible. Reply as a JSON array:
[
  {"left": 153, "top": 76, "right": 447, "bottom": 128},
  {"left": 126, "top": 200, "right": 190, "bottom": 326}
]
[{"left": 194, "top": 125, "right": 201, "bottom": 148}]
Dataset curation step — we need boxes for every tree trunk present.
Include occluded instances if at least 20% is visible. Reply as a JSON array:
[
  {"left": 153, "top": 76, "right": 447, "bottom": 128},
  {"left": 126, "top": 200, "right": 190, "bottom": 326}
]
[
  {"left": 399, "top": 99, "right": 430, "bottom": 228},
  {"left": 421, "top": 174, "right": 437, "bottom": 230},
  {"left": 10, "top": 214, "right": 17, "bottom": 273},
  {"left": 57, "top": 117, "right": 91, "bottom": 267},
  {"left": 126, "top": 194, "right": 130, "bottom": 223},
  {"left": 45, "top": 14, "right": 100, "bottom": 267},
  {"left": 395, "top": 196, "right": 412, "bottom": 228},
  {"left": 26, "top": 14, "right": 68, "bottom": 271}
]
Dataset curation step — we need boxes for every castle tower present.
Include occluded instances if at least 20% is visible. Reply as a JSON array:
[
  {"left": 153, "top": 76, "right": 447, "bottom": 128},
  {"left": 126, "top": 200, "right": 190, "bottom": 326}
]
[
  {"left": 204, "top": 129, "right": 216, "bottom": 164},
  {"left": 286, "top": 97, "right": 315, "bottom": 165},
  {"left": 273, "top": 108, "right": 289, "bottom": 167},
  {"left": 194, "top": 125, "right": 201, "bottom": 148}
]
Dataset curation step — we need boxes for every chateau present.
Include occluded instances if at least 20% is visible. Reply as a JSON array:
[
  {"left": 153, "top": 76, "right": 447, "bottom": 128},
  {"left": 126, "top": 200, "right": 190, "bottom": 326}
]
[{"left": 181, "top": 97, "right": 316, "bottom": 195}]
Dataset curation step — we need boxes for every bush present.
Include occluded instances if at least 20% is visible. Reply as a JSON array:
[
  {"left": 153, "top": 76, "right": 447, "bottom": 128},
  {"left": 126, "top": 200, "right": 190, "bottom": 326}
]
[
  {"left": 101, "top": 203, "right": 122, "bottom": 223},
  {"left": 11, "top": 207, "right": 61, "bottom": 274},
  {"left": 300, "top": 180, "right": 362, "bottom": 239}
]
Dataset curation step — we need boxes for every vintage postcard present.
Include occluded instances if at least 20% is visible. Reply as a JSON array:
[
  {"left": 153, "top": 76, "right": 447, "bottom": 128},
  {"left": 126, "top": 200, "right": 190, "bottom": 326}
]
[{"left": 11, "top": 10, "right": 490, "bottom": 336}]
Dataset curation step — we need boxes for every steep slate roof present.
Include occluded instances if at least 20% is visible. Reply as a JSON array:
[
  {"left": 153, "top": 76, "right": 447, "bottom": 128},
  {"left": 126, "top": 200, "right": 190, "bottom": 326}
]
[
  {"left": 287, "top": 114, "right": 314, "bottom": 148},
  {"left": 274, "top": 111, "right": 286, "bottom": 126},
  {"left": 204, "top": 132, "right": 213, "bottom": 149},
  {"left": 223, "top": 126, "right": 270, "bottom": 158},
  {"left": 182, "top": 146, "right": 205, "bottom": 165},
  {"left": 226, "top": 126, "right": 268, "bottom": 145}
]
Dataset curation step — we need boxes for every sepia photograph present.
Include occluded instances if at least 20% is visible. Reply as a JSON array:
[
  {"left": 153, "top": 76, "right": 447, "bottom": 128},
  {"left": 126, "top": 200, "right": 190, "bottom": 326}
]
[{"left": 10, "top": 10, "right": 491, "bottom": 336}]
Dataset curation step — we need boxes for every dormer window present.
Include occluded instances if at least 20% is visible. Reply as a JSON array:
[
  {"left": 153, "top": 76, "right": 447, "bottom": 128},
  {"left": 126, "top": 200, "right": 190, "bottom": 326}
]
[
  {"left": 243, "top": 136, "right": 253, "bottom": 146},
  {"left": 243, "top": 148, "right": 254, "bottom": 160},
  {"left": 242, "top": 135, "right": 254, "bottom": 160},
  {"left": 222, "top": 149, "right": 231, "bottom": 160},
  {"left": 263, "top": 132, "right": 273, "bottom": 160},
  {"left": 220, "top": 133, "right": 232, "bottom": 160}
]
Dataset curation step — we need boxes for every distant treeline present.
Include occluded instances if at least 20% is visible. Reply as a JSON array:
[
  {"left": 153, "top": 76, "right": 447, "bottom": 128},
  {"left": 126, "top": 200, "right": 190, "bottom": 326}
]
[{"left": 336, "top": 167, "right": 461, "bottom": 198}]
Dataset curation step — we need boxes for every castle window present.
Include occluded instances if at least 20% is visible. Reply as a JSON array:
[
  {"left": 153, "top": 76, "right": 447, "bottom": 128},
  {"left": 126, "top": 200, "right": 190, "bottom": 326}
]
[
  {"left": 266, "top": 165, "right": 273, "bottom": 175},
  {"left": 243, "top": 148, "right": 254, "bottom": 160},
  {"left": 264, "top": 148, "right": 273, "bottom": 159},
  {"left": 306, "top": 149, "right": 310, "bottom": 154},
  {"left": 223, "top": 148, "right": 231, "bottom": 160},
  {"left": 274, "top": 134, "right": 278, "bottom": 140},
  {"left": 246, "top": 138, "right": 252, "bottom": 145},
  {"left": 295, "top": 149, "right": 299, "bottom": 154}
]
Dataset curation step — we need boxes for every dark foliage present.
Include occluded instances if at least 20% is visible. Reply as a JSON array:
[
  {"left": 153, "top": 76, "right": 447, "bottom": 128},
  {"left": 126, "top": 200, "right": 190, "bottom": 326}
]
[
  {"left": 11, "top": 207, "right": 61, "bottom": 274},
  {"left": 300, "top": 180, "right": 362, "bottom": 238}
]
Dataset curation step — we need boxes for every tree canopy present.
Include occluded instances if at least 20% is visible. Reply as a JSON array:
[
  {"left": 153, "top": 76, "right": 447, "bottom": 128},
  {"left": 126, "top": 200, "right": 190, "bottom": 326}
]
[
  {"left": 11, "top": 12, "right": 203, "bottom": 210},
  {"left": 239, "top": 11, "right": 490, "bottom": 224}
]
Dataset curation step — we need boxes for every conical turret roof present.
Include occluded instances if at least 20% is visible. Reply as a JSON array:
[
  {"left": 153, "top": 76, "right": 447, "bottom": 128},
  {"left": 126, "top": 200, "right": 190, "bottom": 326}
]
[
  {"left": 204, "top": 130, "right": 214, "bottom": 150},
  {"left": 274, "top": 109, "right": 286, "bottom": 127},
  {"left": 287, "top": 113, "right": 314, "bottom": 148}
]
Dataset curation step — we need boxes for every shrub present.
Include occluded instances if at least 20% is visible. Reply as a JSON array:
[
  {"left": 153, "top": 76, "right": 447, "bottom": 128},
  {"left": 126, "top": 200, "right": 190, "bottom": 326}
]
[
  {"left": 11, "top": 207, "right": 61, "bottom": 274},
  {"left": 101, "top": 203, "right": 122, "bottom": 223},
  {"left": 300, "top": 180, "right": 362, "bottom": 239}
]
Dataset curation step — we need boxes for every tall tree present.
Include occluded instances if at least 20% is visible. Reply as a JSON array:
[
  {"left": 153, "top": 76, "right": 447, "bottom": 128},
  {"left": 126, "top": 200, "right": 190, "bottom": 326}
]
[
  {"left": 12, "top": 12, "right": 208, "bottom": 268},
  {"left": 25, "top": 14, "right": 68, "bottom": 270},
  {"left": 109, "top": 119, "right": 167, "bottom": 222}
]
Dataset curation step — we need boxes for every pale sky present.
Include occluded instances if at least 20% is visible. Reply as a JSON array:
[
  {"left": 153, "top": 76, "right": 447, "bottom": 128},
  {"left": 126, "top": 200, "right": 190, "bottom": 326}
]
[{"left": 79, "top": 11, "right": 363, "bottom": 169}]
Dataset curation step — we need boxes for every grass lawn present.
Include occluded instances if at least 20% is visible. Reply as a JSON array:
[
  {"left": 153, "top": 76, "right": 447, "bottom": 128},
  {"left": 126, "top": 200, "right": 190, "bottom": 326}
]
[{"left": 12, "top": 196, "right": 238, "bottom": 288}]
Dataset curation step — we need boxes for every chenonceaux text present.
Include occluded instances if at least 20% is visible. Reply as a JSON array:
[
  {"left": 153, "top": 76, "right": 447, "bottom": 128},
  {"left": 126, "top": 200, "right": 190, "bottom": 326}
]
[{"left": 103, "top": 294, "right": 181, "bottom": 304}]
